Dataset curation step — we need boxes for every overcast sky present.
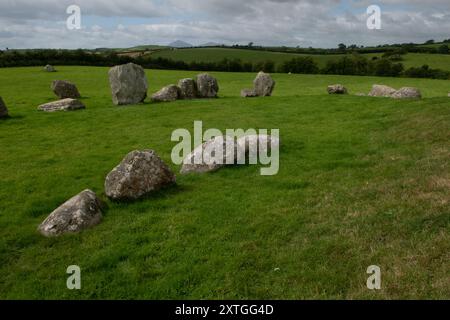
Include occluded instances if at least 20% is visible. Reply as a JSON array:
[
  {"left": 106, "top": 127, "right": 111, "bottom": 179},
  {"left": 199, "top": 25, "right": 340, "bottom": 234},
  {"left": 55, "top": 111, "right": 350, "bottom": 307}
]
[{"left": 1, "top": 0, "right": 450, "bottom": 49}]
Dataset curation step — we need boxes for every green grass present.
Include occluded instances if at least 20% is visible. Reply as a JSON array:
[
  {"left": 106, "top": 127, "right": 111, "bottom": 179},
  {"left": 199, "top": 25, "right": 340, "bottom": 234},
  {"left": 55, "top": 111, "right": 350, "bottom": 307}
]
[
  {"left": 0, "top": 66, "right": 449, "bottom": 299},
  {"left": 151, "top": 47, "right": 450, "bottom": 71}
]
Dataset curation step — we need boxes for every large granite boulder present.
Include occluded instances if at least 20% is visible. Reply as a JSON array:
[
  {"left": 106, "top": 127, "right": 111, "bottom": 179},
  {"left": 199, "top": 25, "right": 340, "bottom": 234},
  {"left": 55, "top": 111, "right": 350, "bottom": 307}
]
[
  {"left": 178, "top": 78, "right": 197, "bottom": 99},
  {"left": 108, "top": 63, "right": 148, "bottom": 105},
  {"left": 181, "top": 136, "right": 236, "bottom": 174},
  {"left": 51, "top": 80, "right": 81, "bottom": 99},
  {"left": 196, "top": 73, "right": 219, "bottom": 98},
  {"left": 0, "top": 97, "right": 9, "bottom": 118},
  {"left": 391, "top": 87, "right": 422, "bottom": 99},
  {"left": 327, "top": 84, "right": 348, "bottom": 94},
  {"left": 151, "top": 85, "right": 180, "bottom": 102},
  {"left": 253, "top": 71, "right": 275, "bottom": 96},
  {"left": 38, "top": 98, "right": 85, "bottom": 112},
  {"left": 44, "top": 65, "right": 56, "bottom": 72},
  {"left": 105, "top": 150, "right": 176, "bottom": 201},
  {"left": 241, "top": 89, "right": 258, "bottom": 98},
  {"left": 236, "top": 134, "right": 280, "bottom": 162},
  {"left": 38, "top": 189, "right": 103, "bottom": 237},
  {"left": 368, "top": 84, "right": 397, "bottom": 97}
]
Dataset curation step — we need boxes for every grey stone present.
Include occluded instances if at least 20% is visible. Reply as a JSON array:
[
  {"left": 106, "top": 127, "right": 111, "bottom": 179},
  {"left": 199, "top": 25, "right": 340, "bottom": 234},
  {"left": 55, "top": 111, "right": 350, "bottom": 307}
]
[
  {"left": 38, "top": 98, "right": 85, "bottom": 112},
  {"left": 44, "top": 65, "right": 56, "bottom": 72},
  {"left": 151, "top": 85, "right": 180, "bottom": 102},
  {"left": 196, "top": 73, "right": 219, "bottom": 98},
  {"left": 105, "top": 150, "right": 176, "bottom": 201},
  {"left": 241, "top": 89, "right": 258, "bottom": 98},
  {"left": 0, "top": 97, "right": 9, "bottom": 118},
  {"left": 327, "top": 84, "right": 348, "bottom": 94},
  {"left": 108, "top": 63, "right": 148, "bottom": 105},
  {"left": 51, "top": 80, "right": 81, "bottom": 99},
  {"left": 178, "top": 78, "right": 197, "bottom": 99},
  {"left": 368, "top": 84, "right": 397, "bottom": 97},
  {"left": 38, "top": 189, "right": 103, "bottom": 237},
  {"left": 236, "top": 134, "right": 280, "bottom": 163},
  {"left": 391, "top": 87, "right": 422, "bottom": 99},
  {"left": 181, "top": 136, "right": 236, "bottom": 174},
  {"left": 253, "top": 71, "right": 275, "bottom": 96}
]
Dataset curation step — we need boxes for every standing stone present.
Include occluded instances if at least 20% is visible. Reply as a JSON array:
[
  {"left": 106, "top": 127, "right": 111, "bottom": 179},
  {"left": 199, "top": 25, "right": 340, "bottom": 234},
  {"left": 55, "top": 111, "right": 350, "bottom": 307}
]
[
  {"left": 44, "top": 65, "right": 56, "bottom": 72},
  {"left": 196, "top": 73, "right": 219, "bottom": 98},
  {"left": 368, "top": 84, "right": 397, "bottom": 97},
  {"left": 181, "top": 136, "right": 236, "bottom": 174},
  {"left": 108, "top": 63, "right": 148, "bottom": 105},
  {"left": 38, "top": 189, "right": 103, "bottom": 237},
  {"left": 253, "top": 71, "right": 275, "bottom": 96},
  {"left": 327, "top": 84, "right": 348, "bottom": 94},
  {"left": 0, "top": 97, "right": 9, "bottom": 118},
  {"left": 51, "top": 80, "right": 81, "bottom": 99},
  {"left": 105, "top": 150, "right": 176, "bottom": 201},
  {"left": 38, "top": 98, "right": 85, "bottom": 112},
  {"left": 151, "top": 85, "right": 180, "bottom": 102},
  {"left": 178, "top": 78, "right": 197, "bottom": 99},
  {"left": 241, "top": 89, "right": 258, "bottom": 98},
  {"left": 391, "top": 87, "right": 422, "bottom": 99}
]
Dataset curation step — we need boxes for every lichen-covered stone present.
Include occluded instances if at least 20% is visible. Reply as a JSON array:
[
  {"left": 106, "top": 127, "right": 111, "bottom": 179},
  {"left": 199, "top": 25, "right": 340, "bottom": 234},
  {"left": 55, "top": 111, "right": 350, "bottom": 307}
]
[
  {"left": 51, "top": 80, "right": 81, "bottom": 99},
  {"left": 38, "top": 98, "right": 85, "bottom": 112},
  {"left": 108, "top": 63, "right": 148, "bottom": 105}
]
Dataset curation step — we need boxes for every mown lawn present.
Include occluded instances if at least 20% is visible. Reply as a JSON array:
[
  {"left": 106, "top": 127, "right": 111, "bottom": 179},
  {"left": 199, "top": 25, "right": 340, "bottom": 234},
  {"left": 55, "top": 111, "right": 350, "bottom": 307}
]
[{"left": 0, "top": 66, "right": 449, "bottom": 299}]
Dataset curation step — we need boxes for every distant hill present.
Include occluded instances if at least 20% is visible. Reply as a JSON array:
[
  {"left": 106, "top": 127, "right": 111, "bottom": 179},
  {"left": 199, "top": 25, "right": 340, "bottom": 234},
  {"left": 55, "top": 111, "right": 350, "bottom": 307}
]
[
  {"left": 168, "top": 40, "right": 193, "bottom": 48},
  {"left": 200, "top": 42, "right": 223, "bottom": 47}
]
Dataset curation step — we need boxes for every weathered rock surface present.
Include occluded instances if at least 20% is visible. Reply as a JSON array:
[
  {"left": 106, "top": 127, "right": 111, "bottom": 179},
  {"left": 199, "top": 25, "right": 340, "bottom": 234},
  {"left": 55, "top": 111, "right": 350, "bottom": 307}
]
[
  {"left": 327, "top": 84, "right": 348, "bottom": 94},
  {"left": 178, "top": 78, "right": 197, "bottom": 99},
  {"left": 368, "top": 84, "right": 397, "bottom": 97},
  {"left": 241, "top": 89, "right": 258, "bottom": 98},
  {"left": 38, "top": 98, "right": 85, "bottom": 112},
  {"left": 0, "top": 97, "right": 9, "bottom": 118},
  {"left": 391, "top": 87, "right": 422, "bottom": 99},
  {"left": 196, "top": 73, "right": 219, "bottom": 98},
  {"left": 236, "top": 134, "right": 280, "bottom": 163},
  {"left": 108, "top": 63, "right": 148, "bottom": 105},
  {"left": 253, "top": 72, "right": 275, "bottom": 96},
  {"left": 151, "top": 85, "right": 180, "bottom": 102},
  {"left": 105, "top": 150, "right": 176, "bottom": 201},
  {"left": 38, "top": 189, "right": 103, "bottom": 237},
  {"left": 51, "top": 80, "right": 81, "bottom": 99},
  {"left": 181, "top": 136, "right": 236, "bottom": 174},
  {"left": 44, "top": 64, "right": 56, "bottom": 72}
]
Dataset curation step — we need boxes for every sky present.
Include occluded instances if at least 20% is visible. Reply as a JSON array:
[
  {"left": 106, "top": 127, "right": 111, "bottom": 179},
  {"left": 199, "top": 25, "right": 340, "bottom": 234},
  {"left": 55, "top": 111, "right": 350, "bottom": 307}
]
[{"left": 1, "top": 0, "right": 450, "bottom": 49}]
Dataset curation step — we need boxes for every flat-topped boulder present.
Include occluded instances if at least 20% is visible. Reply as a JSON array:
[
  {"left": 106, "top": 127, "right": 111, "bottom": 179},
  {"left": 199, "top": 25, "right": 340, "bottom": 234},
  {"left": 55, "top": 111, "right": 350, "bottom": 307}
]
[
  {"left": 368, "top": 84, "right": 397, "bottom": 97},
  {"left": 178, "top": 78, "right": 197, "bottom": 99},
  {"left": 196, "top": 73, "right": 219, "bottom": 98},
  {"left": 151, "top": 85, "right": 180, "bottom": 102},
  {"left": 327, "top": 84, "right": 348, "bottom": 94},
  {"left": 38, "top": 98, "right": 85, "bottom": 112},
  {"left": 44, "top": 64, "right": 56, "bottom": 72},
  {"left": 236, "top": 134, "right": 280, "bottom": 162},
  {"left": 105, "top": 150, "right": 176, "bottom": 201},
  {"left": 0, "top": 97, "right": 9, "bottom": 118},
  {"left": 51, "top": 80, "right": 81, "bottom": 99},
  {"left": 241, "top": 89, "right": 258, "bottom": 98},
  {"left": 253, "top": 72, "right": 275, "bottom": 96},
  {"left": 181, "top": 136, "right": 236, "bottom": 174},
  {"left": 108, "top": 63, "right": 148, "bottom": 105},
  {"left": 391, "top": 87, "right": 422, "bottom": 99},
  {"left": 38, "top": 189, "right": 103, "bottom": 237}
]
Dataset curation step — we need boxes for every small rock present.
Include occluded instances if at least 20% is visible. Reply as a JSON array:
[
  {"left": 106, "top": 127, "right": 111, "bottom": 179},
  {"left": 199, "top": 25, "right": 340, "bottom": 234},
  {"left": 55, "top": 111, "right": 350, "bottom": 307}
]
[
  {"left": 181, "top": 136, "right": 236, "bottom": 174},
  {"left": 178, "top": 78, "right": 197, "bottom": 99},
  {"left": 368, "top": 84, "right": 397, "bottom": 97},
  {"left": 51, "top": 80, "right": 81, "bottom": 99},
  {"left": 355, "top": 93, "right": 366, "bottom": 96},
  {"left": 108, "top": 63, "right": 148, "bottom": 105},
  {"left": 448, "top": 93, "right": 450, "bottom": 97},
  {"left": 44, "top": 65, "right": 56, "bottom": 72},
  {"left": 105, "top": 150, "right": 176, "bottom": 201},
  {"left": 38, "top": 98, "right": 85, "bottom": 112},
  {"left": 391, "top": 87, "right": 422, "bottom": 99},
  {"left": 151, "top": 85, "right": 180, "bottom": 102},
  {"left": 253, "top": 71, "right": 275, "bottom": 96},
  {"left": 0, "top": 96, "right": 9, "bottom": 118},
  {"left": 196, "top": 73, "right": 219, "bottom": 98},
  {"left": 327, "top": 84, "right": 348, "bottom": 94},
  {"left": 38, "top": 189, "right": 103, "bottom": 237},
  {"left": 241, "top": 89, "right": 258, "bottom": 98}
]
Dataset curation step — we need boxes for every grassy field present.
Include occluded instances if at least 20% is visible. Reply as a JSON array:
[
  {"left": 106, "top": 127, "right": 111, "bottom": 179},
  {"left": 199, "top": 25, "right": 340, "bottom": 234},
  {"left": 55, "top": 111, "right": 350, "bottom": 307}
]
[
  {"left": 0, "top": 66, "right": 449, "bottom": 299},
  {"left": 151, "top": 47, "right": 450, "bottom": 71}
]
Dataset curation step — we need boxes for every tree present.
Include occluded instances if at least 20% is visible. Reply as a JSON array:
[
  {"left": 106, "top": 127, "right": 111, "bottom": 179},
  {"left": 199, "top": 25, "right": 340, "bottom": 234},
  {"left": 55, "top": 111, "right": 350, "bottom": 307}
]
[
  {"left": 338, "top": 43, "right": 347, "bottom": 51},
  {"left": 438, "top": 44, "right": 449, "bottom": 54}
]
